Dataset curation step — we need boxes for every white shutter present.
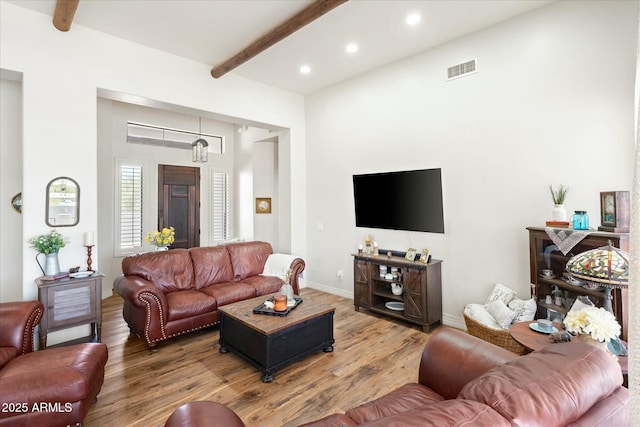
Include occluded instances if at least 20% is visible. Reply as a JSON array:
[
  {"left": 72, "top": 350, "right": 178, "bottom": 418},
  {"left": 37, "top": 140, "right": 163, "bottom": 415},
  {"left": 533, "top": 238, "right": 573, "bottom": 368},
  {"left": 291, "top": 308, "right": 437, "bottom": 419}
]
[
  {"left": 119, "top": 164, "right": 143, "bottom": 250},
  {"left": 212, "top": 172, "right": 230, "bottom": 241}
]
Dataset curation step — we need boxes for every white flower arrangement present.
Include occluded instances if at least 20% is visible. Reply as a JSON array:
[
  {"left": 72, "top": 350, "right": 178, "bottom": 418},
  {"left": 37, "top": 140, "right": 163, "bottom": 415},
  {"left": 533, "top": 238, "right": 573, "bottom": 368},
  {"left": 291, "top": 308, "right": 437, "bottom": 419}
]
[{"left": 564, "top": 306, "right": 621, "bottom": 343}]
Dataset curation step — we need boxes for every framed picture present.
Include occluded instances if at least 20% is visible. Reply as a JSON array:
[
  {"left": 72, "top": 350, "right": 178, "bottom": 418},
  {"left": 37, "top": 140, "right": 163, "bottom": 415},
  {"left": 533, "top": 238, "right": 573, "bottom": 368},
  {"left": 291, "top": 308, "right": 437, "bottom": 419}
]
[
  {"left": 419, "top": 248, "right": 430, "bottom": 263},
  {"left": 601, "top": 192, "right": 616, "bottom": 226},
  {"left": 255, "top": 197, "right": 272, "bottom": 214},
  {"left": 598, "top": 191, "right": 630, "bottom": 232},
  {"left": 405, "top": 248, "right": 417, "bottom": 262}
]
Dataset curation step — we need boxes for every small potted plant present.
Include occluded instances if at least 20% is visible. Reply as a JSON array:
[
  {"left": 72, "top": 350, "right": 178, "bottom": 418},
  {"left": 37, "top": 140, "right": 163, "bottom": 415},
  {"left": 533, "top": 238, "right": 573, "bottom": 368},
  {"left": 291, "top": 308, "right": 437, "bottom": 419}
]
[
  {"left": 29, "top": 229, "right": 66, "bottom": 254},
  {"left": 549, "top": 184, "right": 569, "bottom": 221},
  {"left": 29, "top": 230, "right": 67, "bottom": 276}
]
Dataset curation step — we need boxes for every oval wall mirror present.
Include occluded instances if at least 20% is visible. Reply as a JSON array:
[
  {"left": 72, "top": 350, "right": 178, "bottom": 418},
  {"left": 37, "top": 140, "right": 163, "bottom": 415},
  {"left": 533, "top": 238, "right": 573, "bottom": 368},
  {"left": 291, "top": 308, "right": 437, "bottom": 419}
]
[{"left": 46, "top": 177, "right": 80, "bottom": 227}]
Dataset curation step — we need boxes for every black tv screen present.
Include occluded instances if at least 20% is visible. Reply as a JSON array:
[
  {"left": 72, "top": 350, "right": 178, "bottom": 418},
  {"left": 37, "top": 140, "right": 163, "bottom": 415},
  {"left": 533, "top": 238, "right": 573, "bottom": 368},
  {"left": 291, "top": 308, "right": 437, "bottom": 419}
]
[{"left": 353, "top": 168, "right": 444, "bottom": 233}]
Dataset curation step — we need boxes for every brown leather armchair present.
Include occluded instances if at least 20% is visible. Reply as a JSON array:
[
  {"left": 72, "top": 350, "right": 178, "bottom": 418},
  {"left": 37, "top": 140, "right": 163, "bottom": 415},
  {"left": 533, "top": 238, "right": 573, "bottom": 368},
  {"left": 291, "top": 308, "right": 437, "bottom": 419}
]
[{"left": 0, "top": 300, "right": 108, "bottom": 427}]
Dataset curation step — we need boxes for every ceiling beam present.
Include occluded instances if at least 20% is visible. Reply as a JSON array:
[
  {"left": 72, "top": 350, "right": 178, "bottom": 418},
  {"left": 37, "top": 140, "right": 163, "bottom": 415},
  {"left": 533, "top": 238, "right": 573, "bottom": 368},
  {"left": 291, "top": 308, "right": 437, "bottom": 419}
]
[
  {"left": 211, "top": 0, "right": 348, "bottom": 79},
  {"left": 53, "top": 0, "right": 80, "bottom": 32}
]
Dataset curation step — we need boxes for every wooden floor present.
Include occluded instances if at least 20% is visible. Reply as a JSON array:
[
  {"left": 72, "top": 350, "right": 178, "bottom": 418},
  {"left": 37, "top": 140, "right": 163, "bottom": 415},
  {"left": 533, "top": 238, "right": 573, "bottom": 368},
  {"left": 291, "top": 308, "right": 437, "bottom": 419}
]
[{"left": 84, "top": 288, "right": 443, "bottom": 427}]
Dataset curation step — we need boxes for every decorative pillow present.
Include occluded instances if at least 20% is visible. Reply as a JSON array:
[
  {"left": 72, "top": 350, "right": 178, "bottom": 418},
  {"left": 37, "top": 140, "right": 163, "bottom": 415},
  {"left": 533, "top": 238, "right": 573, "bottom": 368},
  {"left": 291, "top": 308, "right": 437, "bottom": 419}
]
[
  {"left": 484, "top": 283, "right": 517, "bottom": 307},
  {"left": 487, "top": 300, "right": 517, "bottom": 329},
  {"left": 508, "top": 297, "right": 537, "bottom": 323},
  {"left": 464, "top": 303, "right": 502, "bottom": 329}
]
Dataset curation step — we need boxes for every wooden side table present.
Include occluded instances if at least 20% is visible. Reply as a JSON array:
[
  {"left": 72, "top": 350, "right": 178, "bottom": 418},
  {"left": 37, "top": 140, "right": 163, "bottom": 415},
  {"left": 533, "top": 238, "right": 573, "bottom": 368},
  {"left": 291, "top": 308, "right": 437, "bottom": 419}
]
[
  {"left": 36, "top": 272, "right": 103, "bottom": 348},
  {"left": 509, "top": 320, "right": 628, "bottom": 386}
]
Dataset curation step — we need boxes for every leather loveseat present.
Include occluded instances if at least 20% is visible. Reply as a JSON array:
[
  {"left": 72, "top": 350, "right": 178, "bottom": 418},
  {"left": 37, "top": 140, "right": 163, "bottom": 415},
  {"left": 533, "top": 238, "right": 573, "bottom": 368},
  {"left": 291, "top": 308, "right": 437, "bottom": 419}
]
[
  {"left": 173, "top": 327, "right": 628, "bottom": 426},
  {"left": 0, "top": 300, "right": 108, "bottom": 427},
  {"left": 114, "top": 241, "right": 305, "bottom": 349}
]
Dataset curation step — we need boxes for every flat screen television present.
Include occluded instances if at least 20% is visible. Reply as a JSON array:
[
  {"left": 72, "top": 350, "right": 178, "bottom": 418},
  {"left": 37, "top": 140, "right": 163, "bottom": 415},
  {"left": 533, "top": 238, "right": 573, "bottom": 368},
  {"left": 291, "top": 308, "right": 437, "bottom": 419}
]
[{"left": 352, "top": 168, "right": 444, "bottom": 233}]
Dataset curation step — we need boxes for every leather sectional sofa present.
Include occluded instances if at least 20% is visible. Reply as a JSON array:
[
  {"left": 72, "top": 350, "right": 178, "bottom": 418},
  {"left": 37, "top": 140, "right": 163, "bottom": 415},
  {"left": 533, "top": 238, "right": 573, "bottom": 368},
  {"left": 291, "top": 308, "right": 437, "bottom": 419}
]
[
  {"left": 114, "top": 241, "right": 305, "bottom": 349},
  {"left": 171, "top": 327, "right": 628, "bottom": 426},
  {"left": 0, "top": 300, "right": 108, "bottom": 427}
]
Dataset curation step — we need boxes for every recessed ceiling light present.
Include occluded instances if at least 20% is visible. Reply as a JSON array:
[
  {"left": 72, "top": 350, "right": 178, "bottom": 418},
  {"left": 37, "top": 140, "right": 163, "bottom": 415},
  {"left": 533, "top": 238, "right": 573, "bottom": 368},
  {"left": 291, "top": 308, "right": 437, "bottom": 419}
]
[
  {"left": 406, "top": 13, "right": 421, "bottom": 26},
  {"left": 345, "top": 43, "right": 359, "bottom": 54},
  {"left": 300, "top": 65, "right": 311, "bottom": 74}
]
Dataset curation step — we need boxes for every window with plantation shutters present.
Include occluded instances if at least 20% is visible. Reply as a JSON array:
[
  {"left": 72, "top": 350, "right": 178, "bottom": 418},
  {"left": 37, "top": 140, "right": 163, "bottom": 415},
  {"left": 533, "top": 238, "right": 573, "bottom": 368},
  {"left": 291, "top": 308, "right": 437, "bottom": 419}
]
[
  {"left": 212, "top": 171, "right": 230, "bottom": 242},
  {"left": 117, "top": 162, "right": 143, "bottom": 254}
]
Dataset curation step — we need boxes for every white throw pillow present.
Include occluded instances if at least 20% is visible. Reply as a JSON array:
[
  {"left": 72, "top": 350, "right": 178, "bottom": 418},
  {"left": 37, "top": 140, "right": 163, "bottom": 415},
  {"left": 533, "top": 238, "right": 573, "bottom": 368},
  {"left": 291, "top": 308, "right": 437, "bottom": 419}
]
[
  {"left": 464, "top": 303, "right": 502, "bottom": 329},
  {"left": 262, "top": 253, "right": 299, "bottom": 277},
  {"left": 487, "top": 300, "right": 517, "bottom": 329},
  {"left": 484, "top": 283, "right": 517, "bottom": 307},
  {"left": 508, "top": 298, "right": 537, "bottom": 323}
]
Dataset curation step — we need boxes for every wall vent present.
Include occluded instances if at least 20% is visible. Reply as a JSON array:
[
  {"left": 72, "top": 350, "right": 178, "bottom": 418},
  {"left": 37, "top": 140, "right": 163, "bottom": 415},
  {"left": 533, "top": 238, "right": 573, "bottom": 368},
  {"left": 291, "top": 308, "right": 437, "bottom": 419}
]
[{"left": 447, "top": 59, "right": 477, "bottom": 80}]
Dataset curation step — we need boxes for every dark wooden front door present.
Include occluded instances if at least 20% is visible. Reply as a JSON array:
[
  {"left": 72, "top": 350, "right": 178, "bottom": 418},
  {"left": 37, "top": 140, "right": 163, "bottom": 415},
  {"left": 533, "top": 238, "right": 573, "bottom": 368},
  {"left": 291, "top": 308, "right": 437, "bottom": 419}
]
[{"left": 158, "top": 165, "right": 200, "bottom": 249}]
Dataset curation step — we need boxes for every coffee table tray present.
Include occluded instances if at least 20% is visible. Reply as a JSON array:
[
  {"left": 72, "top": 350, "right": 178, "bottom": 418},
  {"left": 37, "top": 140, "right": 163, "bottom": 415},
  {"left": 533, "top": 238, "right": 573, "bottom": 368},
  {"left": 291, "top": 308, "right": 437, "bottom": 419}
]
[{"left": 253, "top": 296, "right": 303, "bottom": 316}]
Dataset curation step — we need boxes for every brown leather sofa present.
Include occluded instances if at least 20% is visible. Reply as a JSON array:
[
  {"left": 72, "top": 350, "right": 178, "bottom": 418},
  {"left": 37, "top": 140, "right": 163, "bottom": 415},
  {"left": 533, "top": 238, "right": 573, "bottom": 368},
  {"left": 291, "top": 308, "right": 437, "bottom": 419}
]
[
  {"left": 114, "top": 241, "right": 305, "bottom": 349},
  {"left": 0, "top": 300, "right": 108, "bottom": 427},
  {"left": 171, "top": 327, "right": 628, "bottom": 426}
]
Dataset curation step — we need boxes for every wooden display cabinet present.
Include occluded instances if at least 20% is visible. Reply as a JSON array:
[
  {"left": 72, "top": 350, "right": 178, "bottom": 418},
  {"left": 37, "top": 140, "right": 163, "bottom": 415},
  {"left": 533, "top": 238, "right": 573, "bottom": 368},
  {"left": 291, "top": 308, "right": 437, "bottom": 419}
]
[
  {"left": 352, "top": 254, "right": 442, "bottom": 332},
  {"left": 527, "top": 227, "right": 628, "bottom": 340}
]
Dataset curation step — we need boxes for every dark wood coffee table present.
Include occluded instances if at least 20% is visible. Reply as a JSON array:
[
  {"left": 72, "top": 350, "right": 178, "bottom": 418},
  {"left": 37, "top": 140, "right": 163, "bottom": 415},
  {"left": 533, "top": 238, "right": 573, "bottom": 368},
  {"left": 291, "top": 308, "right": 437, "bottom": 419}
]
[{"left": 218, "top": 293, "right": 335, "bottom": 382}]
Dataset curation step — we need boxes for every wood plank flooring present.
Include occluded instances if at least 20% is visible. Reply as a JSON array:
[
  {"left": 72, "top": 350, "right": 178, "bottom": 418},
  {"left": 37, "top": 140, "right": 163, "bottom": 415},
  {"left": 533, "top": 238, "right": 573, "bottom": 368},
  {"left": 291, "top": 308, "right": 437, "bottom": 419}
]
[{"left": 84, "top": 288, "right": 443, "bottom": 427}]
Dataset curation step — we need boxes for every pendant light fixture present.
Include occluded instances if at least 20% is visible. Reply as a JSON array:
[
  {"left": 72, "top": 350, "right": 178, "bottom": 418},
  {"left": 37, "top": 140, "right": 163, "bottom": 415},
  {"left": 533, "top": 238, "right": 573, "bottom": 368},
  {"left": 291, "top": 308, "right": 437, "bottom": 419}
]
[{"left": 192, "top": 117, "right": 209, "bottom": 163}]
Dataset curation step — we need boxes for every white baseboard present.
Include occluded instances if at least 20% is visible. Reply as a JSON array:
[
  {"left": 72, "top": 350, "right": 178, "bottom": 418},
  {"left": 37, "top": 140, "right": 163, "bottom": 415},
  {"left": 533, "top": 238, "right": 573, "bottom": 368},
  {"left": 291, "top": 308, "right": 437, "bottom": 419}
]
[
  {"left": 304, "top": 281, "right": 354, "bottom": 299},
  {"left": 443, "top": 313, "right": 467, "bottom": 331}
]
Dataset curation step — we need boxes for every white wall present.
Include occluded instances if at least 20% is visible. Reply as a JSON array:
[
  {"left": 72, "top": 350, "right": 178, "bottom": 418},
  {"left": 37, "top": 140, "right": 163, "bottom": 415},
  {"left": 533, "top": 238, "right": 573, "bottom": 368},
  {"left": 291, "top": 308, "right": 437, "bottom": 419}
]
[
  {"left": 0, "top": 76, "right": 23, "bottom": 302},
  {"left": 304, "top": 0, "right": 638, "bottom": 328},
  {"left": 253, "top": 140, "right": 278, "bottom": 245},
  {"left": 0, "top": 2, "right": 306, "bottom": 331}
]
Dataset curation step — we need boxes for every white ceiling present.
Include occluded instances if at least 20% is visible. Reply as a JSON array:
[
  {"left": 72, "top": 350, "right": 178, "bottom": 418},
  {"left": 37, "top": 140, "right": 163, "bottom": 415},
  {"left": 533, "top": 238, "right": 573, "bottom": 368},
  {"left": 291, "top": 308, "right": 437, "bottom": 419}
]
[{"left": 8, "top": 0, "right": 553, "bottom": 95}]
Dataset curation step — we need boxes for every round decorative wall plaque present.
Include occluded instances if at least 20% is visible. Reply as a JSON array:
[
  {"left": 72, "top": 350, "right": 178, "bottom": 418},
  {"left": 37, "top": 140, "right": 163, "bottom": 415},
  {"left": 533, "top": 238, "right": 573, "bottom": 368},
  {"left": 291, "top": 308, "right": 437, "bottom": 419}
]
[{"left": 11, "top": 192, "right": 22, "bottom": 213}]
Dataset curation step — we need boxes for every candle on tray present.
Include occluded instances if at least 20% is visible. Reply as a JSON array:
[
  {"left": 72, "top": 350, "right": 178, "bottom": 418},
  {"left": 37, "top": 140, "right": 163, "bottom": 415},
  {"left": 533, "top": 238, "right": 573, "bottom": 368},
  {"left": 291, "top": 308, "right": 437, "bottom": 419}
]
[{"left": 274, "top": 295, "right": 287, "bottom": 312}]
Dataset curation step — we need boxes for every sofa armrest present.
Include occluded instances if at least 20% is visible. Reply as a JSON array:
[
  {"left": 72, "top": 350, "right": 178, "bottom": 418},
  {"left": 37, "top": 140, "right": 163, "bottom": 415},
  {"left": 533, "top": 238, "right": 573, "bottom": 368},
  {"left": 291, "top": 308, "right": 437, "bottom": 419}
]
[
  {"left": 114, "top": 276, "right": 171, "bottom": 345},
  {"left": 114, "top": 275, "right": 169, "bottom": 320},
  {"left": 288, "top": 257, "right": 305, "bottom": 294},
  {"left": 0, "top": 301, "right": 43, "bottom": 354},
  {"left": 418, "top": 327, "right": 517, "bottom": 399},
  {"left": 114, "top": 276, "right": 167, "bottom": 306}
]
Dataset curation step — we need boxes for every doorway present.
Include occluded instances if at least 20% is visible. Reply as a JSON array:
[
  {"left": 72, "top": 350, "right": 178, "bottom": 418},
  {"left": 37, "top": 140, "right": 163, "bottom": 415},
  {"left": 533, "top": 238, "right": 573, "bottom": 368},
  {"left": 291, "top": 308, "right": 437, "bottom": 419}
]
[{"left": 158, "top": 165, "right": 200, "bottom": 249}]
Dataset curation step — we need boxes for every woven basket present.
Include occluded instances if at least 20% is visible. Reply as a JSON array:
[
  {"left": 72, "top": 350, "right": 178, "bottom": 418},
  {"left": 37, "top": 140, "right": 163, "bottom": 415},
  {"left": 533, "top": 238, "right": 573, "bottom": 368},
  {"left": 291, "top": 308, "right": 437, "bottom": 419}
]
[{"left": 463, "top": 309, "right": 529, "bottom": 355}]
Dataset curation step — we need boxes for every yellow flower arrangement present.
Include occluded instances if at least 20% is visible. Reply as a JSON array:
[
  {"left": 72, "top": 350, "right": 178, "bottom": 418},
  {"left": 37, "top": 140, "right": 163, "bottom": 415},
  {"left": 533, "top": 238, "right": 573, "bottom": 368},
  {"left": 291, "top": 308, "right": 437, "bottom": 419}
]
[
  {"left": 564, "top": 306, "right": 621, "bottom": 343},
  {"left": 144, "top": 226, "right": 175, "bottom": 248}
]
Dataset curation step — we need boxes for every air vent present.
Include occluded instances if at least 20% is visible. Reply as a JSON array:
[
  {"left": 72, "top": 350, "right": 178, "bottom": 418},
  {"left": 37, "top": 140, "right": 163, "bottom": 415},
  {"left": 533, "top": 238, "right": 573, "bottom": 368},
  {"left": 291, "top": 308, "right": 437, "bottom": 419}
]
[{"left": 447, "top": 59, "right": 477, "bottom": 80}]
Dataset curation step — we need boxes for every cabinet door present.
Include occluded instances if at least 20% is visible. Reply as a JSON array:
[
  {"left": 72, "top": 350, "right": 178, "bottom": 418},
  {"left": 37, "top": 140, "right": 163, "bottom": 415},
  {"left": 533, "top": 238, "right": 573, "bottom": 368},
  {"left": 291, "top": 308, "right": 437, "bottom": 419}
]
[
  {"left": 45, "top": 280, "right": 98, "bottom": 329},
  {"left": 403, "top": 266, "right": 426, "bottom": 322},
  {"left": 354, "top": 259, "right": 370, "bottom": 308}
]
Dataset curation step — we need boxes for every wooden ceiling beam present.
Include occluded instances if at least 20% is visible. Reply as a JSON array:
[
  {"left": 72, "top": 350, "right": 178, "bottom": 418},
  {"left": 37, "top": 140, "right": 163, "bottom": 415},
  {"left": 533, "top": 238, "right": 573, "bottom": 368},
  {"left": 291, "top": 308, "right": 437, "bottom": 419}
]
[
  {"left": 53, "top": 0, "right": 80, "bottom": 32},
  {"left": 211, "top": 0, "right": 348, "bottom": 79}
]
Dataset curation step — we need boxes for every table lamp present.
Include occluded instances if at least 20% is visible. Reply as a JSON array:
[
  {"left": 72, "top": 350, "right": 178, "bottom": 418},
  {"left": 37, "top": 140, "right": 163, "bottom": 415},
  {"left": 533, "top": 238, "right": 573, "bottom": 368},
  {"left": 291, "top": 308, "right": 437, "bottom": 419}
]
[{"left": 565, "top": 240, "right": 629, "bottom": 314}]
